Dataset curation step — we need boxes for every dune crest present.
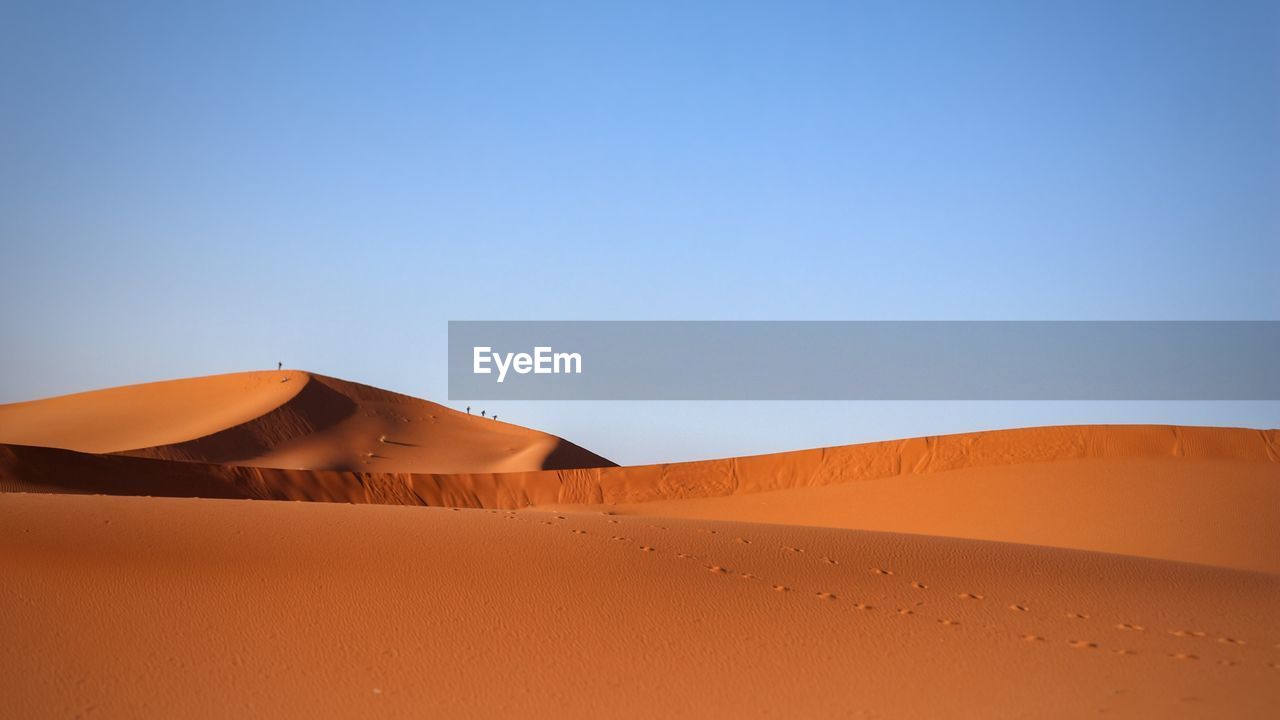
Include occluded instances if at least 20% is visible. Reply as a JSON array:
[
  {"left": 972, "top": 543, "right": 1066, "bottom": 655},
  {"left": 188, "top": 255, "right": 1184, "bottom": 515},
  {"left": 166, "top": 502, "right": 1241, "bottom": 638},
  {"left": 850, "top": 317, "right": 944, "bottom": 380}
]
[
  {"left": 0, "top": 371, "right": 614, "bottom": 473},
  {"left": 0, "top": 370, "right": 309, "bottom": 453},
  {"left": 2, "top": 418, "right": 1277, "bottom": 571}
]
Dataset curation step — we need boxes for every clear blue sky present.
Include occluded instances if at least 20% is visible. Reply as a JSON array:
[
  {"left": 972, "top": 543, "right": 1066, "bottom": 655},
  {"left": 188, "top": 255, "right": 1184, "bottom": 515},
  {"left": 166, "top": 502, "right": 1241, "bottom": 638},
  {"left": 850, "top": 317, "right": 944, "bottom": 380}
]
[{"left": 2, "top": 1, "right": 1277, "bottom": 464}]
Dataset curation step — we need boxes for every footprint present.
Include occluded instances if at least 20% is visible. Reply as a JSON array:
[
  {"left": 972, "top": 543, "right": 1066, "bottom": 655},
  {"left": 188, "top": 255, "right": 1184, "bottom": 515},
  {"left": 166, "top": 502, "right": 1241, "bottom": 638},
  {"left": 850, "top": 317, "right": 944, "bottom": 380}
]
[
  {"left": 1113, "top": 649, "right": 1137, "bottom": 656},
  {"left": 1115, "top": 623, "right": 1144, "bottom": 631},
  {"left": 852, "top": 603, "right": 874, "bottom": 611},
  {"left": 820, "top": 556, "right": 839, "bottom": 565},
  {"left": 611, "top": 536, "right": 631, "bottom": 542},
  {"left": 734, "top": 538, "right": 751, "bottom": 545},
  {"left": 1217, "top": 659, "right": 1236, "bottom": 666},
  {"left": 911, "top": 582, "right": 928, "bottom": 590},
  {"left": 706, "top": 566, "right": 729, "bottom": 574},
  {"left": 938, "top": 619, "right": 960, "bottom": 626},
  {"left": 816, "top": 592, "right": 839, "bottom": 600},
  {"left": 782, "top": 546, "right": 804, "bottom": 553},
  {"left": 1068, "top": 640, "right": 1098, "bottom": 650},
  {"left": 1067, "top": 612, "right": 1090, "bottom": 620},
  {"left": 872, "top": 568, "right": 894, "bottom": 576},
  {"left": 570, "top": 529, "right": 586, "bottom": 535},
  {"left": 676, "top": 553, "right": 696, "bottom": 560},
  {"left": 958, "top": 593, "right": 984, "bottom": 600},
  {"left": 739, "top": 573, "right": 761, "bottom": 581},
  {"left": 1009, "top": 604, "right": 1029, "bottom": 612},
  {"left": 1169, "top": 629, "right": 1206, "bottom": 638},
  {"left": 1022, "top": 634, "right": 1045, "bottom": 642},
  {"left": 896, "top": 608, "right": 914, "bottom": 615},
  {"left": 772, "top": 585, "right": 791, "bottom": 592},
  {"left": 1216, "top": 637, "right": 1245, "bottom": 645},
  {"left": 607, "top": 519, "right": 620, "bottom": 524},
  {"left": 638, "top": 546, "right": 655, "bottom": 552},
  {"left": 1169, "top": 653, "right": 1199, "bottom": 661}
]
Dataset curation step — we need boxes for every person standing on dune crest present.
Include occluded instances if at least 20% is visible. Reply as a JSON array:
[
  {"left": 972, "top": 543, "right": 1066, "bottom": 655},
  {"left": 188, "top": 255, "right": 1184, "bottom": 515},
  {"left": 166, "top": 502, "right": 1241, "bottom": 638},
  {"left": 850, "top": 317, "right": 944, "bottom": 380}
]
[{"left": 277, "top": 362, "right": 282, "bottom": 371}]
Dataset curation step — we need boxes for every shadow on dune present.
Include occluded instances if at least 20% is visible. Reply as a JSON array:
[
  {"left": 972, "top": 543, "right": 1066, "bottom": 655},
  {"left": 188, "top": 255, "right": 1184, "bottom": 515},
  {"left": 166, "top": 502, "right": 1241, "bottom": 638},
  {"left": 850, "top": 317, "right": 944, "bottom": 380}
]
[
  {"left": 0, "top": 444, "right": 254, "bottom": 499},
  {"left": 116, "top": 375, "right": 358, "bottom": 465},
  {"left": 542, "top": 439, "right": 618, "bottom": 471}
]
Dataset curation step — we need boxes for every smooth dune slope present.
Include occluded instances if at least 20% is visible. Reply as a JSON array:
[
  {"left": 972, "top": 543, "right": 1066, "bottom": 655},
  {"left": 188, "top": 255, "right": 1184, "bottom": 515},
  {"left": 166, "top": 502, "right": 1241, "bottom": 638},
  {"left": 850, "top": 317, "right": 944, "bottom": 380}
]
[
  {"left": 2, "top": 493, "right": 1277, "bottom": 719},
  {"left": 578, "top": 456, "right": 1280, "bottom": 573},
  {"left": 3, "top": 423, "right": 1276, "bottom": 571},
  {"left": 0, "top": 370, "right": 309, "bottom": 453},
  {"left": 0, "top": 371, "right": 614, "bottom": 473}
]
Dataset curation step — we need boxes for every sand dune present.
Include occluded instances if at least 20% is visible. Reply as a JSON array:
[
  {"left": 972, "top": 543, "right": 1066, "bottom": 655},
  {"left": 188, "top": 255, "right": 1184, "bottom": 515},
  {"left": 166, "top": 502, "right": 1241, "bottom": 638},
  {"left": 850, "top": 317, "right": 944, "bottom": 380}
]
[
  {"left": 2, "top": 492, "right": 1277, "bottom": 719},
  {"left": 0, "top": 370, "right": 309, "bottom": 454},
  {"left": 3, "top": 421, "right": 1276, "bottom": 571},
  {"left": 0, "top": 371, "right": 614, "bottom": 473},
  {"left": 583, "top": 456, "right": 1280, "bottom": 573},
  {"left": 2, "top": 372, "right": 1277, "bottom": 717}
]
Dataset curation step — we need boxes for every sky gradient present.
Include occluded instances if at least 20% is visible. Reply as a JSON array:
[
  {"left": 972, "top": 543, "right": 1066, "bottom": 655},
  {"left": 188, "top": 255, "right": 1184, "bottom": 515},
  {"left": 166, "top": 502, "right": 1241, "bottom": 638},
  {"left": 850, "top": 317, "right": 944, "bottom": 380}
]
[{"left": 2, "top": 1, "right": 1277, "bottom": 464}]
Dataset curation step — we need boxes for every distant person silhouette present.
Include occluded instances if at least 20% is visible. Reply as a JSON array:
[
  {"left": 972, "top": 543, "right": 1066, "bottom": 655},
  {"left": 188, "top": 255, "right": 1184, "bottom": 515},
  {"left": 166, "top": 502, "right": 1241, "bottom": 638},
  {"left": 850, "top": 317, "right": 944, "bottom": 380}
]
[
  {"left": 481, "top": 410, "right": 486, "bottom": 418},
  {"left": 466, "top": 406, "right": 471, "bottom": 415},
  {"left": 493, "top": 415, "right": 498, "bottom": 421},
  {"left": 277, "top": 361, "right": 282, "bottom": 371}
]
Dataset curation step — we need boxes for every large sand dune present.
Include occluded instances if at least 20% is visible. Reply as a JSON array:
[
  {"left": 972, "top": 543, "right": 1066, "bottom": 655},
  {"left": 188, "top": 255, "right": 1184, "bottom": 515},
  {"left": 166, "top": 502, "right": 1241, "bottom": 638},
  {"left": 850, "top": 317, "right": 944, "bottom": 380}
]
[
  {"left": 0, "top": 370, "right": 310, "bottom": 454},
  {"left": 0, "top": 370, "right": 614, "bottom": 473},
  {"left": 1, "top": 372, "right": 1277, "bottom": 718}
]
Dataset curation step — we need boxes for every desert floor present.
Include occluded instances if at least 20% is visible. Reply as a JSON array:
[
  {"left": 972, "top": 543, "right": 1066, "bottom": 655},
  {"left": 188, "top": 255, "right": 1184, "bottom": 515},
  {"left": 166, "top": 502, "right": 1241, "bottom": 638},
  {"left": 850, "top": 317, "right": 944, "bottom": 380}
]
[{"left": 2, "top": 371, "right": 1277, "bottom": 718}]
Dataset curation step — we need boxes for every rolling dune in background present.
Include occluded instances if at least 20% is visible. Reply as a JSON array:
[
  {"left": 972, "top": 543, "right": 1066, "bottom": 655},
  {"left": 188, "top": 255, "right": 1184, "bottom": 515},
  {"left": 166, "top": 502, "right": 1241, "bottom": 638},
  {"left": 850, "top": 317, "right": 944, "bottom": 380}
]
[
  {"left": 1, "top": 372, "right": 1277, "bottom": 718},
  {"left": 0, "top": 370, "right": 614, "bottom": 473},
  {"left": 3, "top": 421, "right": 1276, "bottom": 572}
]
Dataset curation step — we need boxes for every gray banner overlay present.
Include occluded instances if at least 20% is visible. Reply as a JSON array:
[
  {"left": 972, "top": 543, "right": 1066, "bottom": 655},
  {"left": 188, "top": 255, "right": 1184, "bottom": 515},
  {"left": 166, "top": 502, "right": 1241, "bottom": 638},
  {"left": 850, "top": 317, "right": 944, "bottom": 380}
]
[{"left": 448, "top": 321, "right": 1279, "bottom": 400}]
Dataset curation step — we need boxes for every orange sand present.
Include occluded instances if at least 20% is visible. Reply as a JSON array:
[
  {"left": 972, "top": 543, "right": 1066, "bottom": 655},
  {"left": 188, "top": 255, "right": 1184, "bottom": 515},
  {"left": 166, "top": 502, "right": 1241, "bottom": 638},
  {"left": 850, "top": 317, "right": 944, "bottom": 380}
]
[
  {"left": 0, "top": 371, "right": 613, "bottom": 473},
  {"left": 2, "top": 494, "right": 1278, "bottom": 719},
  {"left": 1, "top": 372, "right": 1277, "bottom": 718},
  {"left": 4, "top": 424, "right": 1275, "bottom": 572},
  {"left": 577, "top": 456, "right": 1280, "bottom": 573}
]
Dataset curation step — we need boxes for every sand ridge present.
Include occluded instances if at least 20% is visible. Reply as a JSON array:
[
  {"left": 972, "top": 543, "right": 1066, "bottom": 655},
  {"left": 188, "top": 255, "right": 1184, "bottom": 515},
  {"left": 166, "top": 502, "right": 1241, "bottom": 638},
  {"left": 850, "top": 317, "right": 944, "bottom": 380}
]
[
  {"left": 3, "top": 419, "right": 1277, "bottom": 571},
  {"left": 0, "top": 370, "right": 310, "bottom": 454},
  {"left": 578, "top": 456, "right": 1280, "bottom": 573},
  {"left": 0, "top": 370, "right": 614, "bottom": 473}
]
